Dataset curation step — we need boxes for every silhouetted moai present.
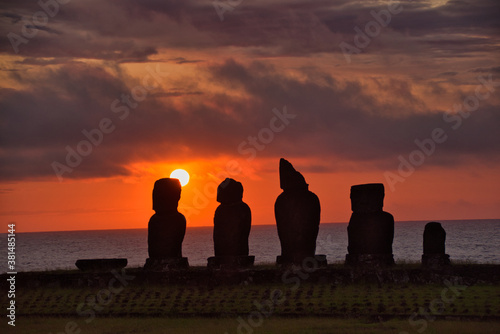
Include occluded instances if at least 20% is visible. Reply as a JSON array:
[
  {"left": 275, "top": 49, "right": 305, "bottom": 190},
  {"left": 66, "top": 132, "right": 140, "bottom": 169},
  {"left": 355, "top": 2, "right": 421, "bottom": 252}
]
[
  {"left": 208, "top": 178, "right": 254, "bottom": 269},
  {"left": 346, "top": 183, "right": 395, "bottom": 266},
  {"left": 275, "top": 158, "right": 326, "bottom": 267},
  {"left": 144, "top": 178, "right": 188, "bottom": 270},
  {"left": 422, "top": 222, "right": 450, "bottom": 268}
]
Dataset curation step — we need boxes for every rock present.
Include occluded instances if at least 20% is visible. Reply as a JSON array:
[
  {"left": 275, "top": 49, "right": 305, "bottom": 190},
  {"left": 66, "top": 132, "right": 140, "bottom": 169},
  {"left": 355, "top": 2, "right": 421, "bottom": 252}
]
[
  {"left": 275, "top": 158, "right": 324, "bottom": 266},
  {"left": 422, "top": 222, "right": 450, "bottom": 268},
  {"left": 75, "top": 258, "right": 127, "bottom": 272},
  {"left": 143, "top": 257, "right": 189, "bottom": 271},
  {"left": 276, "top": 254, "right": 328, "bottom": 268},
  {"left": 146, "top": 178, "right": 188, "bottom": 267},
  {"left": 207, "top": 256, "right": 255, "bottom": 269},
  {"left": 346, "top": 183, "right": 394, "bottom": 266},
  {"left": 211, "top": 178, "right": 253, "bottom": 268}
]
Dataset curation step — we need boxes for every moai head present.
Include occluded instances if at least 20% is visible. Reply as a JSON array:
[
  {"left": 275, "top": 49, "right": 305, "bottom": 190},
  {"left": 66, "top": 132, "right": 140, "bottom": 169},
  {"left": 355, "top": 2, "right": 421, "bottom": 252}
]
[
  {"left": 152, "top": 178, "right": 182, "bottom": 213},
  {"left": 279, "top": 158, "right": 308, "bottom": 192},
  {"left": 217, "top": 178, "right": 244, "bottom": 204},
  {"left": 350, "top": 183, "right": 385, "bottom": 213}
]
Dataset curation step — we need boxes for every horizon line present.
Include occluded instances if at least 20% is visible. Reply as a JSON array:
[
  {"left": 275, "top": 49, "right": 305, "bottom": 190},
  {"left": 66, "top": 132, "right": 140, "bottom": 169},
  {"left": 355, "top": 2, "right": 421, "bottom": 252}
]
[{"left": 4, "top": 218, "right": 500, "bottom": 234}]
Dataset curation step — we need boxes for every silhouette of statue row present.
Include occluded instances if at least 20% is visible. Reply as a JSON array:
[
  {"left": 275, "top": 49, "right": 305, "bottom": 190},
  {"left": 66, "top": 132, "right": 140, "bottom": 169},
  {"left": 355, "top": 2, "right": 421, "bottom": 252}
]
[
  {"left": 422, "top": 222, "right": 450, "bottom": 268},
  {"left": 208, "top": 178, "right": 254, "bottom": 268},
  {"left": 346, "top": 183, "right": 395, "bottom": 266},
  {"left": 143, "top": 158, "right": 450, "bottom": 271},
  {"left": 275, "top": 158, "right": 326, "bottom": 267},
  {"left": 144, "top": 178, "right": 188, "bottom": 271}
]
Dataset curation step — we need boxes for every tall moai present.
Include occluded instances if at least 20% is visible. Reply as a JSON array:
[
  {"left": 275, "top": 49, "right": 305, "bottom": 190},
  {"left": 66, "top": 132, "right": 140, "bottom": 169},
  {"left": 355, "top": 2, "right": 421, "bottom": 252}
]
[
  {"left": 346, "top": 183, "right": 395, "bottom": 266},
  {"left": 422, "top": 222, "right": 450, "bottom": 268},
  {"left": 275, "top": 158, "right": 326, "bottom": 267},
  {"left": 144, "top": 178, "right": 188, "bottom": 270},
  {"left": 208, "top": 178, "right": 254, "bottom": 269}
]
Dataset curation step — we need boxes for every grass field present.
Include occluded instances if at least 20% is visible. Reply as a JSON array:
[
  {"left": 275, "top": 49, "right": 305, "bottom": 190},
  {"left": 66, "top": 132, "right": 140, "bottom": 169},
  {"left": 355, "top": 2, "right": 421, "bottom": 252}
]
[{"left": 14, "top": 282, "right": 500, "bottom": 318}]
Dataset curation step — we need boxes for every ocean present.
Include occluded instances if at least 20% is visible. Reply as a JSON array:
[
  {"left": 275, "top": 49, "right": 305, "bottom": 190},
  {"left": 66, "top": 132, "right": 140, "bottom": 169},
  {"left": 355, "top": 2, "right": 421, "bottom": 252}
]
[{"left": 2, "top": 219, "right": 499, "bottom": 273}]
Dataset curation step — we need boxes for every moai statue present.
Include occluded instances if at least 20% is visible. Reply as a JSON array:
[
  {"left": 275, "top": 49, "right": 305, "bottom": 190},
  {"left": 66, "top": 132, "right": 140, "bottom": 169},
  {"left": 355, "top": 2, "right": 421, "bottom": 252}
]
[
  {"left": 144, "top": 178, "right": 188, "bottom": 270},
  {"left": 345, "top": 183, "right": 395, "bottom": 266},
  {"left": 208, "top": 178, "right": 254, "bottom": 269},
  {"left": 422, "top": 222, "right": 450, "bottom": 268},
  {"left": 275, "top": 158, "right": 326, "bottom": 267}
]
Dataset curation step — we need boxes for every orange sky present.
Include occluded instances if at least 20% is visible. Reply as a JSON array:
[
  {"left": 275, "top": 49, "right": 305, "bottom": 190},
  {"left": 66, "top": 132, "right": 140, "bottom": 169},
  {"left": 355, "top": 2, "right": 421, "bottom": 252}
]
[
  {"left": 2, "top": 158, "right": 499, "bottom": 232},
  {"left": 1, "top": 0, "right": 499, "bottom": 232}
]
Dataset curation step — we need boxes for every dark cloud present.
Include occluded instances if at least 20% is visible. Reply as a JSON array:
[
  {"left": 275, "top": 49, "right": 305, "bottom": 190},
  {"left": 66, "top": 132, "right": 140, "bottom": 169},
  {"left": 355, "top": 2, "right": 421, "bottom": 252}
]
[
  {"left": 24, "top": 24, "right": 61, "bottom": 34},
  {"left": 152, "top": 91, "right": 203, "bottom": 97},
  {"left": 208, "top": 60, "right": 500, "bottom": 160},
  {"left": 0, "top": 31, "right": 159, "bottom": 62},
  {"left": 1, "top": 60, "right": 499, "bottom": 181},
  {"left": 438, "top": 72, "right": 458, "bottom": 77},
  {"left": 170, "top": 57, "right": 203, "bottom": 64},
  {"left": 16, "top": 57, "right": 82, "bottom": 66},
  {"left": 0, "top": 1, "right": 498, "bottom": 181},
  {"left": 471, "top": 66, "right": 500, "bottom": 73},
  {"left": 1, "top": 0, "right": 498, "bottom": 60},
  {"left": 0, "top": 12, "right": 22, "bottom": 23}
]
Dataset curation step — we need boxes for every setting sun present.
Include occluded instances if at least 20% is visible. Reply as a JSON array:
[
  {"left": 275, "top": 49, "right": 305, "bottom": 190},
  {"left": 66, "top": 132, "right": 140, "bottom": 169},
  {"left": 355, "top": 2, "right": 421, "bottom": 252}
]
[{"left": 170, "top": 169, "right": 190, "bottom": 187}]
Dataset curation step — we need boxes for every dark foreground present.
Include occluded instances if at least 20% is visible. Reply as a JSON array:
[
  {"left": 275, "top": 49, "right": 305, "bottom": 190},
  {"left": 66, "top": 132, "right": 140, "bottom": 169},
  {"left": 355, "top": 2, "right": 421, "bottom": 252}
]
[
  {"left": 8, "top": 317, "right": 500, "bottom": 334},
  {"left": 1, "top": 263, "right": 499, "bottom": 333}
]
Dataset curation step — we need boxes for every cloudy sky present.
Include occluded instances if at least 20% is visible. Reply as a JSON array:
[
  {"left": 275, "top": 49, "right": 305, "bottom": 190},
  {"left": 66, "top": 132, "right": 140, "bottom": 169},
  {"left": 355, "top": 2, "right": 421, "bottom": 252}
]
[{"left": 1, "top": 0, "right": 499, "bottom": 232}]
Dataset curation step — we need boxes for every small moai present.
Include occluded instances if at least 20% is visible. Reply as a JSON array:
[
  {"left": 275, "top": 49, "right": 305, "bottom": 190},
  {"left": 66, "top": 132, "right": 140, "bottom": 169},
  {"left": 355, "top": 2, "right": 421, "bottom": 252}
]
[
  {"left": 275, "top": 158, "right": 326, "bottom": 267},
  {"left": 345, "top": 183, "right": 395, "bottom": 266},
  {"left": 422, "top": 222, "right": 450, "bottom": 268},
  {"left": 208, "top": 178, "right": 254, "bottom": 269},
  {"left": 144, "top": 178, "right": 188, "bottom": 271}
]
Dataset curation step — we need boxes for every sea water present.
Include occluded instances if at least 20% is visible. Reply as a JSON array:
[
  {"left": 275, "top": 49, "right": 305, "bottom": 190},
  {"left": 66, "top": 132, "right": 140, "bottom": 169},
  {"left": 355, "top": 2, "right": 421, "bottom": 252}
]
[{"left": 2, "top": 219, "right": 499, "bottom": 273}]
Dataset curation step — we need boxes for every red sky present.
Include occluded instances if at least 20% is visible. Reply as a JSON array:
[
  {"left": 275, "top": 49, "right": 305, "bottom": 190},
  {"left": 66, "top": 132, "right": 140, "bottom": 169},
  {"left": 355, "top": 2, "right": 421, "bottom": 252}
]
[{"left": 1, "top": 0, "right": 499, "bottom": 232}]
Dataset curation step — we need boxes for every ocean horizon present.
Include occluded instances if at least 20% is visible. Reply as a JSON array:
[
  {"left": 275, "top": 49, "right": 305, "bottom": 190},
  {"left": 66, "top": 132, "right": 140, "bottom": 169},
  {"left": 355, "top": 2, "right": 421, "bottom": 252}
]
[{"left": 2, "top": 219, "right": 499, "bottom": 273}]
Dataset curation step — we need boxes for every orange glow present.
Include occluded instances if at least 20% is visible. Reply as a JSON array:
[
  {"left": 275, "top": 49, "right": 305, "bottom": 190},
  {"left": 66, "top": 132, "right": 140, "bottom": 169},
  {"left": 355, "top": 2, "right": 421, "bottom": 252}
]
[{"left": 1, "top": 158, "right": 499, "bottom": 233}]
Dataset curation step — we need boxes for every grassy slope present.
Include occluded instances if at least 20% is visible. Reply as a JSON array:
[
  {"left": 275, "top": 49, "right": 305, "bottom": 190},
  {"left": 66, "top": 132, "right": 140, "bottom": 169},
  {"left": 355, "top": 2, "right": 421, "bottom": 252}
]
[{"left": 3, "top": 264, "right": 500, "bottom": 333}]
